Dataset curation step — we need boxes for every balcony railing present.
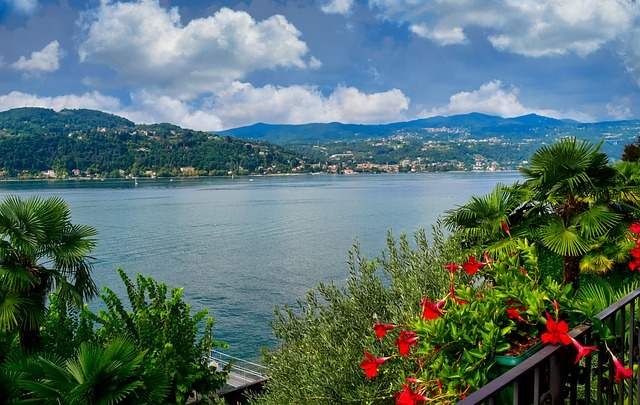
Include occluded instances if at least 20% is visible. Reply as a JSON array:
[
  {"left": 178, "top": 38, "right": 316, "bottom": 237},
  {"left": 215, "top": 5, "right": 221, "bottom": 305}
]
[
  {"left": 458, "top": 287, "right": 640, "bottom": 405},
  {"left": 208, "top": 350, "right": 268, "bottom": 403}
]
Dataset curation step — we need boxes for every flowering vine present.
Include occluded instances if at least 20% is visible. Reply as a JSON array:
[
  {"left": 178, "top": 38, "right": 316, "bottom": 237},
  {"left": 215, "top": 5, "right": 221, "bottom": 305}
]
[{"left": 360, "top": 224, "right": 640, "bottom": 404}]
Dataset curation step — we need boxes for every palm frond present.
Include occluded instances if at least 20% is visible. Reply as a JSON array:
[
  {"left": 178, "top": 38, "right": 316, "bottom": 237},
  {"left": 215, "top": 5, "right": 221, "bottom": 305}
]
[
  {"left": 576, "top": 205, "right": 622, "bottom": 239},
  {"left": 539, "top": 218, "right": 590, "bottom": 257},
  {"left": 579, "top": 252, "right": 614, "bottom": 273}
]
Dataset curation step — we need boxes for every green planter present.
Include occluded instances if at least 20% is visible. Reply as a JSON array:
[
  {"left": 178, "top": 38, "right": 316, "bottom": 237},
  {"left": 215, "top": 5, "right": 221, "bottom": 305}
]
[
  {"left": 493, "top": 343, "right": 542, "bottom": 405},
  {"left": 495, "top": 342, "right": 542, "bottom": 367}
]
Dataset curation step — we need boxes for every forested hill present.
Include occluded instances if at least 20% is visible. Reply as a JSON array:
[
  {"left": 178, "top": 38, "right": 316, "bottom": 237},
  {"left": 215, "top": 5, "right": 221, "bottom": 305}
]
[
  {"left": 221, "top": 112, "right": 640, "bottom": 147},
  {"left": 0, "top": 108, "right": 304, "bottom": 177}
]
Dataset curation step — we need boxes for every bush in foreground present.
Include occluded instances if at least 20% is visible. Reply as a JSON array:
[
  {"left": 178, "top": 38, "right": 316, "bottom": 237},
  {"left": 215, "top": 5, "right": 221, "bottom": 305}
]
[{"left": 254, "top": 226, "right": 458, "bottom": 404}]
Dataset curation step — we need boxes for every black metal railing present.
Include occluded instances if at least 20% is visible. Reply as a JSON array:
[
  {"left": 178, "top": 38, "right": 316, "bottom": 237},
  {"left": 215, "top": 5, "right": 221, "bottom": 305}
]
[{"left": 458, "top": 287, "right": 640, "bottom": 405}]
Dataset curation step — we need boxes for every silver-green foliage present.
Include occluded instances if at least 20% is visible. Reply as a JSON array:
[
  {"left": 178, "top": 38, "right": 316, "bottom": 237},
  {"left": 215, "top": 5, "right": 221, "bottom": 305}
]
[{"left": 255, "top": 225, "right": 460, "bottom": 404}]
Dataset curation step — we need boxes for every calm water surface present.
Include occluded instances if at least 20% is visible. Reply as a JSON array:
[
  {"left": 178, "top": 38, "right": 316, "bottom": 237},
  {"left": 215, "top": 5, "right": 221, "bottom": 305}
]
[{"left": 0, "top": 173, "right": 519, "bottom": 358}]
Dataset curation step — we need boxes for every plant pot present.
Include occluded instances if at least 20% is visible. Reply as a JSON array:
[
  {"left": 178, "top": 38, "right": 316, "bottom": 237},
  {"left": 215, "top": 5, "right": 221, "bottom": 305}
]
[
  {"left": 493, "top": 343, "right": 542, "bottom": 405},
  {"left": 495, "top": 342, "right": 542, "bottom": 367}
]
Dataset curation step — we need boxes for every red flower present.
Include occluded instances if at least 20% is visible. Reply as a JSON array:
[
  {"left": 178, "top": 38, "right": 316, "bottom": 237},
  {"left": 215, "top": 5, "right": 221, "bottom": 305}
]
[
  {"left": 421, "top": 297, "right": 443, "bottom": 320},
  {"left": 541, "top": 313, "right": 572, "bottom": 346},
  {"left": 501, "top": 220, "right": 511, "bottom": 237},
  {"left": 462, "top": 256, "right": 484, "bottom": 276},
  {"left": 373, "top": 323, "right": 396, "bottom": 339},
  {"left": 444, "top": 262, "right": 459, "bottom": 273},
  {"left": 629, "top": 222, "right": 640, "bottom": 234},
  {"left": 630, "top": 260, "right": 640, "bottom": 271},
  {"left": 450, "top": 285, "right": 467, "bottom": 304},
  {"left": 612, "top": 353, "right": 633, "bottom": 382},
  {"left": 395, "top": 384, "right": 427, "bottom": 405},
  {"left": 406, "top": 377, "right": 419, "bottom": 383},
  {"left": 396, "top": 330, "right": 419, "bottom": 356},
  {"left": 506, "top": 307, "right": 525, "bottom": 322},
  {"left": 482, "top": 251, "right": 493, "bottom": 265},
  {"left": 570, "top": 336, "right": 597, "bottom": 364},
  {"left": 630, "top": 247, "right": 640, "bottom": 259},
  {"left": 360, "top": 351, "right": 389, "bottom": 379}
]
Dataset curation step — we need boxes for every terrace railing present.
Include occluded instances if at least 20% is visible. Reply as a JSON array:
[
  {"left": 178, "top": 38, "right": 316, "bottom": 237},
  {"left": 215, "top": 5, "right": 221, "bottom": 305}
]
[
  {"left": 209, "top": 350, "right": 268, "bottom": 403},
  {"left": 458, "top": 287, "right": 640, "bottom": 405}
]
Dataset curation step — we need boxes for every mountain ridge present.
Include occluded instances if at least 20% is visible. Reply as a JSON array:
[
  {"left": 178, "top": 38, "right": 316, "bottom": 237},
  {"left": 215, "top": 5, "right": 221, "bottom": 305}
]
[{"left": 220, "top": 112, "right": 640, "bottom": 144}]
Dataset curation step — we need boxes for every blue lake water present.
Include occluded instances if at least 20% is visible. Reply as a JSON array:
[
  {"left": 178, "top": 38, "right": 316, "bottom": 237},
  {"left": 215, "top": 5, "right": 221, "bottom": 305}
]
[{"left": 0, "top": 172, "right": 519, "bottom": 359}]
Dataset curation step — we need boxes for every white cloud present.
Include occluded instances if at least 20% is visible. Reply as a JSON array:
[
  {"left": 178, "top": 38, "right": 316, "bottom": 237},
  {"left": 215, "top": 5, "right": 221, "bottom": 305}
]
[
  {"left": 321, "top": 0, "right": 354, "bottom": 15},
  {"left": 120, "top": 90, "right": 224, "bottom": 131},
  {"left": 78, "top": 1, "right": 317, "bottom": 98},
  {"left": 606, "top": 98, "right": 633, "bottom": 120},
  {"left": 0, "top": 91, "right": 121, "bottom": 112},
  {"left": 120, "top": 82, "right": 410, "bottom": 130},
  {"left": 5, "top": 0, "right": 38, "bottom": 14},
  {"left": 213, "top": 82, "right": 409, "bottom": 128},
  {"left": 12, "top": 41, "right": 61, "bottom": 73},
  {"left": 620, "top": 27, "right": 640, "bottom": 86},
  {"left": 370, "top": 0, "right": 639, "bottom": 57},
  {"left": 424, "top": 80, "right": 591, "bottom": 121},
  {"left": 0, "top": 82, "right": 410, "bottom": 132},
  {"left": 410, "top": 24, "right": 466, "bottom": 45}
]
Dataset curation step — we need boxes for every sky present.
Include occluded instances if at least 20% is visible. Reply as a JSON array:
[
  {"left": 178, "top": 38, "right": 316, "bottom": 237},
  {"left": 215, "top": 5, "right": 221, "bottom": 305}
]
[{"left": 0, "top": 0, "right": 639, "bottom": 130}]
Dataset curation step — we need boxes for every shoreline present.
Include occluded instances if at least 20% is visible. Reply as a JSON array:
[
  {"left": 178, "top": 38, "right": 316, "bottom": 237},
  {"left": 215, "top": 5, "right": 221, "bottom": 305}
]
[{"left": 0, "top": 169, "right": 521, "bottom": 183}]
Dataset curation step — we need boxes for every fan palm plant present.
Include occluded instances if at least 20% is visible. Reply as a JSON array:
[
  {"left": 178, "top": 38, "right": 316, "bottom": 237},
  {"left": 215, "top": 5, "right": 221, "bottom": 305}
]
[
  {"left": 521, "top": 138, "right": 627, "bottom": 286},
  {"left": 443, "top": 183, "right": 529, "bottom": 254},
  {"left": 446, "top": 138, "right": 640, "bottom": 287},
  {"left": 5, "top": 338, "right": 168, "bottom": 404},
  {"left": 0, "top": 196, "right": 97, "bottom": 350}
]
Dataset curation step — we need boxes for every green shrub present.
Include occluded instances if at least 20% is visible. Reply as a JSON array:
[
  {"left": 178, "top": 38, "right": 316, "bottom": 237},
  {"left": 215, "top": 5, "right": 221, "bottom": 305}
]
[
  {"left": 254, "top": 226, "right": 459, "bottom": 404},
  {"left": 4, "top": 338, "right": 169, "bottom": 404},
  {"left": 82, "top": 269, "right": 227, "bottom": 404}
]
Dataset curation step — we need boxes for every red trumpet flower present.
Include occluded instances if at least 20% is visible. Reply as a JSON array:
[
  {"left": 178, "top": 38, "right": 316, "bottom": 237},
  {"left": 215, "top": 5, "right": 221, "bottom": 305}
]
[
  {"left": 611, "top": 352, "right": 633, "bottom": 382},
  {"left": 541, "top": 313, "right": 571, "bottom": 346},
  {"left": 462, "top": 256, "right": 484, "bottom": 276},
  {"left": 506, "top": 307, "right": 525, "bottom": 322},
  {"left": 396, "top": 330, "right": 419, "bottom": 356},
  {"left": 629, "top": 222, "right": 640, "bottom": 234},
  {"left": 444, "top": 262, "right": 459, "bottom": 273},
  {"left": 360, "top": 351, "right": 389, "bottom": 379},
  {"left": 569, "top": 336, "right": 597, "bottom": 364},
  {"left": 373, "top": 323, "right": 396, "bottom": 339},
  {"left": 421, "top": 297, "right": 444, "bottom": 320},
  {"left": 395, "top": 384, "right": 427, "bottom": 405},
  {"left": 501, "top": 220, "right": 511, "bottom": 237}
]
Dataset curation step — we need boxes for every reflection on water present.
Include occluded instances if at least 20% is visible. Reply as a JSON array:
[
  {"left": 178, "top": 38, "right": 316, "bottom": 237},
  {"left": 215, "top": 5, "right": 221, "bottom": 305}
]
[{"left": 0, "top": 173, "right": 519, "bottom": 358}]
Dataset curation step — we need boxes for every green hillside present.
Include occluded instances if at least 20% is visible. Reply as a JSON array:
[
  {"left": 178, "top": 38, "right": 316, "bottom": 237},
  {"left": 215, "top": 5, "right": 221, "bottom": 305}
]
[{"left": 0, "top": 108, "right": 303, "bottom": 178}]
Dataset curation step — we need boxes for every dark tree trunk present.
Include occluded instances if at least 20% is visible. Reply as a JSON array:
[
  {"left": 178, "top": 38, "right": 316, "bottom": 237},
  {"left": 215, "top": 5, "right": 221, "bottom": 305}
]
[
  {"left": 19, "top": 328, "right": 41, "bottom": 352},
  {"left": 563, "top": 255, "right": 580, "bottom": 290},
  {"left": 19, "top": 271, "right": 47, "bottom": 352}
]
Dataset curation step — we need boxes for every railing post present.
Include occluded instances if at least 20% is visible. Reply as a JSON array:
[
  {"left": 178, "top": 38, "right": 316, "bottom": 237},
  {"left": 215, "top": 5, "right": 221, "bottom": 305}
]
[
  {"left": 629, "top": 301, "right": 635, "bottom": 405},
  {"left": 456, "top": 288, "right": 640, "bottom": 405},
  {"left": 550, "top": 354, "right": 562, "bottom": 405}
]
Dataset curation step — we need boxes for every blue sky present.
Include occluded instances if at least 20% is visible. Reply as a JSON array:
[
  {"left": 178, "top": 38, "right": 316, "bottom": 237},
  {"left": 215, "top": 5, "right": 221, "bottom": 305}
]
[{"left": 0, "top": 0, "right": 639, "bottom": 130}]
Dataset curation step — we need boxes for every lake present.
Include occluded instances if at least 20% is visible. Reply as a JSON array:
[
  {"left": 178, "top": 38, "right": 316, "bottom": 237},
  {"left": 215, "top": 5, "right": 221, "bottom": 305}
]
[{"left": 0, "top": 172, "right": 519, "bottom": 359}]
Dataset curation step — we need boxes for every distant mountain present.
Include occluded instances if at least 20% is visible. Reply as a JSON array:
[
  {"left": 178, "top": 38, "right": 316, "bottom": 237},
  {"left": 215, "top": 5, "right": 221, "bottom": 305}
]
[
  {"left": 220, "top": 112, "right": 639, "bottom": 145},
  {"left": 0, "top": 108, "right": 302, "bottom": 177}
]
